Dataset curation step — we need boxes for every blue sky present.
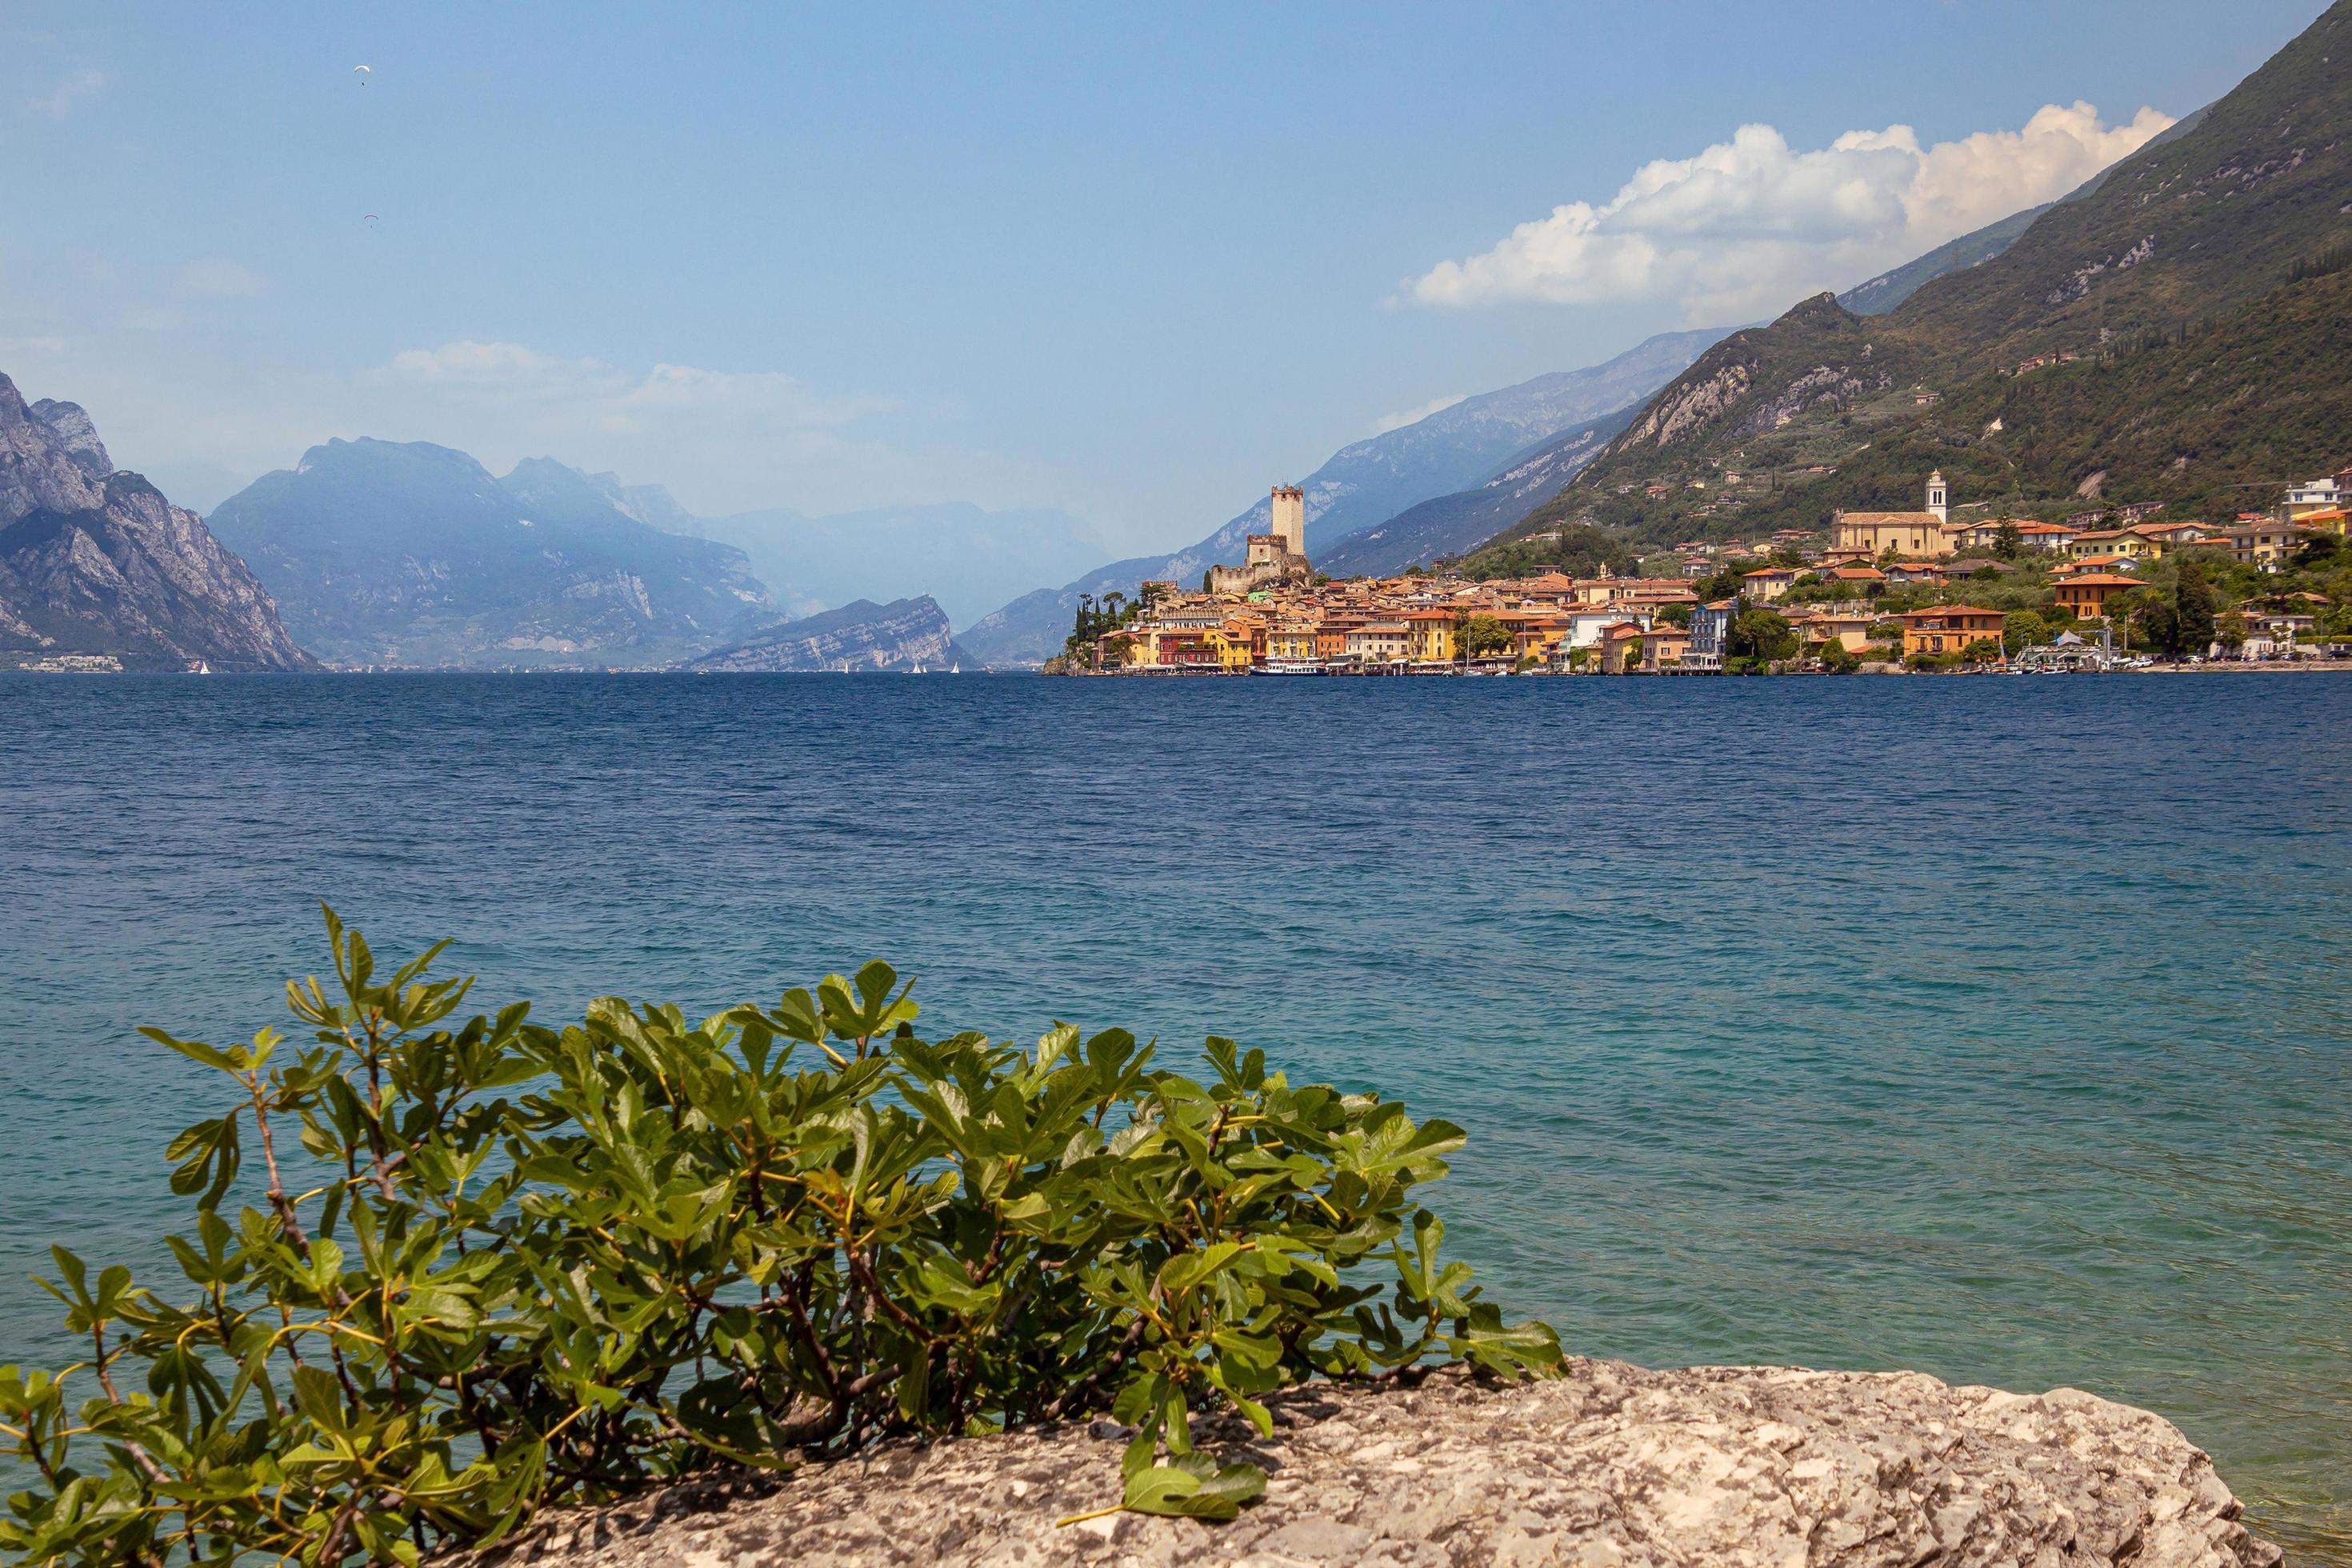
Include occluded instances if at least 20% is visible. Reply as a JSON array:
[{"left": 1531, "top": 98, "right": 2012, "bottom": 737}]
[{"left": 0, "top": 1, "right": 2330, "bottom": 557}]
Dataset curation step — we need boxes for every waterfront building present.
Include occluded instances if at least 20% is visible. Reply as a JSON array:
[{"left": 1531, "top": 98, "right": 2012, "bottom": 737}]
[
  {"left": 1562, "top": 605, "right": 1654, "bottom": 649},
  {"left": 1598, "top": 620, "right": 1649, "bottom": 671},
  {"left": 1686, "top": 601, "right": 1734, "bottom": 672},
  {"left": 1268, "top": 621, "right": 1320, "bottom": 662},
  {"left": 1637, "top": 625, "right": 1693, "bottom": 670},
  {"left": 1405, "top": 610, "right": 1458, "bottom": 664},
  {"left": 1345, "top": 620, "right": 1410, "bottom": 665},
  {"left": 1900, "top": 605, "right": 2005, "bottom": 658}
]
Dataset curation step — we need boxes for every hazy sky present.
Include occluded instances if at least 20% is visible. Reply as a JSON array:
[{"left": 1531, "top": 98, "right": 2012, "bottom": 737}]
[{"left": 0, "top": 1, "right": 2328, "bottom": 554}]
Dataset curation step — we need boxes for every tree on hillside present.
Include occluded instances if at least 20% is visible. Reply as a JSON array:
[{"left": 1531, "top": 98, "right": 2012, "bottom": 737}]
[
  {"left": 1694, "top": 566, "right": 1746, "bottom": 602},
  {"left": 1994, "top": 521, "right": 2024, "bottom": 560},
  {"left": 1818, "top": 639, "right": 1862, "bottom": 673},
  {"left": 1065, "top": 592, "right": 1142, "bottom": 661},
  {"left": 1727, "top": 608, "right": 1798, "bottom": 665},
  {"left": 2174, "top": 561, "right": 2219, "bottom": 654},
  {"left": 1960, "top": 637, "right": 2004, "bottom": 665},
  {"left": 2002, "top": 610, "right": 2051, "bottom": 654},
  {"left": 1656, "top": 602, "right": 1694, "bottom": 628},
  {"left": 2294, "top": 531, "right": 2344, "bottom": 570}
]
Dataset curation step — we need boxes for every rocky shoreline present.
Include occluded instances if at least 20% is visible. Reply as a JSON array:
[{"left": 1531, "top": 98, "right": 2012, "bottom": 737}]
[{"left": 474, "top": 1359, "right": 2279, "bottom": 1566}]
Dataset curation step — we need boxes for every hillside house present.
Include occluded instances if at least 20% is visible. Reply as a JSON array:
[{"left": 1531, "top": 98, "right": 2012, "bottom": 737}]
[
  {"left": 2285, "top": 475, "right": 2346, "bottom": 521},
  {"left": 2214, "top": 520, "right": 2308, "bottom": 570},
  {"left": 2016, "top": 521, "right": 2079, "bottom": 553},
  {"left": 1742, "top": 566, "right": 1798, "bottom": 602},
  {"left": 2050, "top": 573, "right": 2144, "bottom": 620}
]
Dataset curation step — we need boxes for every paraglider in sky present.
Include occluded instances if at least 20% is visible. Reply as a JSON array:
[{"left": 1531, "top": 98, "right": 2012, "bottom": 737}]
[
  {"left": 362, "top": 214, "right": 379, "bottom": 225},
  {"left": 352, "top": 65, "right": 370, "bottom": 84}
]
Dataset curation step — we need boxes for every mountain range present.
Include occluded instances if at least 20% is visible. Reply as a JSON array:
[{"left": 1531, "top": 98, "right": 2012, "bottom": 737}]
[
  {"left": 1469, "top": 2, "right": 2352, "bottom": 564},
  {"left": 1312, "top": 406, "right": 1639, "bottom": 578},
  {"left": 956, "top": 327, "right": 1730, "bottom": 666},
  {"left": 0, "top": 374, "right": 309, "bottom": 671},
  {"left": 207, "top": 440, "right": 778, "bottom": 669}
]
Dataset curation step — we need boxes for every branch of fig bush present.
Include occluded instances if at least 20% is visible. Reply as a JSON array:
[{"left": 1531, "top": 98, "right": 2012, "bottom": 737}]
[{"left": 0, "top": 907, "right": 1561, "bottom": 1565}]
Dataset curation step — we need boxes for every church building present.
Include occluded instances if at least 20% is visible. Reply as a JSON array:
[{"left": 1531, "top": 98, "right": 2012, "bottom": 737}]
[{"left": 1827, "top": 471, "right": 1958, "bottom": 559}]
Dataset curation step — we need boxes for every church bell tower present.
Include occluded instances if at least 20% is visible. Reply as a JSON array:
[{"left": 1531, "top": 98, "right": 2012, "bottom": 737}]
[{"left": 1926, "top": 470, "right": 1950, "bottom": 524}]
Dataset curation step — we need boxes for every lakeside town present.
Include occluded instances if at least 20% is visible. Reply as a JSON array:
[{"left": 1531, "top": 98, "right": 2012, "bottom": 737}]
[{"left": 1056, "top": 470, "right": 2352, "bottom": 676}]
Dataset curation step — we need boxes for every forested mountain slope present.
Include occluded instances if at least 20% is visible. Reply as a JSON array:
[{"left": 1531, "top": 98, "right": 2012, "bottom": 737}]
[{"left": 1464, "top": 3, "right": 2352, "bottom": 566}]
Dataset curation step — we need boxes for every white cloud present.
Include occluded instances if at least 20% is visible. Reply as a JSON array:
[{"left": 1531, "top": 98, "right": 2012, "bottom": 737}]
[
  {"left": 1407, "top": 101, "right": 2173, "bottom": 323},
  {"left": 24, "top": 69, "right": 106, "bottom": 122},
  {"left": 1370, "top": 394, "right": 1467, "bottom": 436},
  {"left": 173, "top": 258, "right": 271, "bottom": 299}
]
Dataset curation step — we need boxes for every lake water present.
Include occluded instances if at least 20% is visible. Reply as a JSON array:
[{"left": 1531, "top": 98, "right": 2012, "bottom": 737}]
[{"left": 2, "top": 672, "right": 2346, "bottom": 1558}]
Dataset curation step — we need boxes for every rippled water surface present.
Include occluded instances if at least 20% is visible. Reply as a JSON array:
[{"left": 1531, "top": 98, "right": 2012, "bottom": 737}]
[{"left": 2, "top": 673, "right": 2347, "bottom": 1556}]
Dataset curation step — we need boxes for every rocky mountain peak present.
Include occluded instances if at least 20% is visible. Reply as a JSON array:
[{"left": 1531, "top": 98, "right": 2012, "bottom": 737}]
[
  {"left": 1, "top": 374, "right": 110, "bottom": 522},
  {"left": 0, "top": 370, "right": 313, "bottom": 670},
  {"left": 26, "top": 398, "right": 114, "bottom": 482}
]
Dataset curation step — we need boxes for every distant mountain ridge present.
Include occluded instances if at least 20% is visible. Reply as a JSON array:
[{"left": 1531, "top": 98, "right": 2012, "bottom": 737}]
[
  {"left": 208, "top": 440, "right": 775, "bottom": 669},
  {"left": 0, "top": 374, "right": 310, "bottom": 671},
  {"left": 1314, "top": 406, "right": 1640, "bottom": 578},
  {"left": 957, "top": 327, "right": 1730, "bottom": 666},
  {"left": 678, "top": 595, "right": 970, "bottom": 673}
]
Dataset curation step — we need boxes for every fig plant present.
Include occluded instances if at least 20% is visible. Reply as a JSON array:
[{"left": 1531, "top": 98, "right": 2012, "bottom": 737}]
[{"left": 0, "top": 910, "right": 1559, "bottom": 1565}]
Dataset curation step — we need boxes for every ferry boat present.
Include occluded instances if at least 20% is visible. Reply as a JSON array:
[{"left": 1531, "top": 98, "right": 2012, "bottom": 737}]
[{"left": 1258, "top": 658, "right": 1328, "bottom": 676}]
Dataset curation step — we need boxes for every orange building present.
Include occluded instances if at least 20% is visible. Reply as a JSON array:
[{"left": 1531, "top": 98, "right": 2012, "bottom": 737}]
[
  {"left": 1901, "top": 604, "right": 2005, "bottom": 658},
  {"left": 2050, "top": 573, "right": 2144, "bottom": 620}
]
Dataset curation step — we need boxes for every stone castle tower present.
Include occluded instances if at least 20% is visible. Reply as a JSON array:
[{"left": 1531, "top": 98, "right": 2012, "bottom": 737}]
[
  {"left": 1270, "top": 485, "right": 1306, "bottom": 555},
  {"left": 1926, "top": 470, "right": 1949, "bottom": 525},
  {"left": 1206, "top": 485, "right": 1313, "bottom": 595}
]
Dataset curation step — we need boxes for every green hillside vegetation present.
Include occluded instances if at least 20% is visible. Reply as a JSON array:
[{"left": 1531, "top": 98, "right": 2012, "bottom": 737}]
[{"left": 1460, "top": 2, "right": 2352, "bottom": 574}]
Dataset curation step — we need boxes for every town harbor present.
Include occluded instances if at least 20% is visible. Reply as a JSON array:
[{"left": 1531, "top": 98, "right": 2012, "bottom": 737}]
[{"left": 1056, "top": 472, "right": 2352, "bottom": 676}]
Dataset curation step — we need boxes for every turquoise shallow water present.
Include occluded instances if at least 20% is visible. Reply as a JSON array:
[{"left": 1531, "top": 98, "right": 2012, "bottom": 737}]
[{"left": 1, "top": 672, "right": 2347, "bottom": 1557}]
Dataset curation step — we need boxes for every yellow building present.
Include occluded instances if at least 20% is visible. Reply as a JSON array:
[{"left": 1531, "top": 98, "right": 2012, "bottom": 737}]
[
  {"left": 1206, "top": 626, "right": 1251, "bottom": 672},
  {"left": 1406, "top": 610, "right": 1458, "bottom": 663},
  {"left": 2215, "top": 520, "right": 2307, "bottom": 570},
  {"left": 1268, "top": 621, "right": 1321, "bottom": 661},
  {"left": 1829, "top": 473, "right": 1955, "bottom": 558},
  {"left": 2069, "top": 529, "right": 2154, "bottom": 561}
]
